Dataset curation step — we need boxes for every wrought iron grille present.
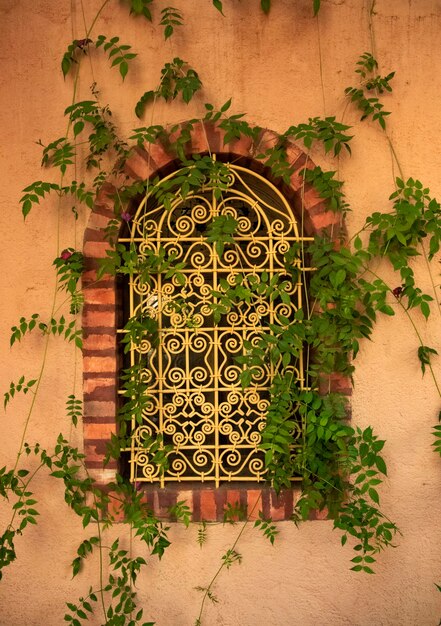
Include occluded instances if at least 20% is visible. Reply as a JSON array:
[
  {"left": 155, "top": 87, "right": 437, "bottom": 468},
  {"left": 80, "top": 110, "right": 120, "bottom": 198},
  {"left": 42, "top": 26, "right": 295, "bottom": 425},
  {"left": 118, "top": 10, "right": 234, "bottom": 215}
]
[{"left": 118, "top": 160, "right": 313, "bottom": 486}]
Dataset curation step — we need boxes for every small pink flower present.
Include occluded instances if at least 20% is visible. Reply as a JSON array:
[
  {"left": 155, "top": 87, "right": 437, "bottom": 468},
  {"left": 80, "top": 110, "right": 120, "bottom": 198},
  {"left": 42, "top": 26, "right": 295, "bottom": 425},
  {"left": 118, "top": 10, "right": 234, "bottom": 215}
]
[
  {"left": 121, "top": 212, "right": 132, "bottom": 223},
  {"left": 60, "top": 249, "right": 73, "bottom": 261}
]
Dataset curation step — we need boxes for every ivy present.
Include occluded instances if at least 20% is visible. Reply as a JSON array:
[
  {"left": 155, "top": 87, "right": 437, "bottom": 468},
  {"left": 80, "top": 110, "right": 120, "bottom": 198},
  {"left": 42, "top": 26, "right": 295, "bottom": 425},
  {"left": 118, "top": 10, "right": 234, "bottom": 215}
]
[
  {"left": 433, "top": 424, "right": 441, "bottom": 457},
  {"left": 66, "top": 395, "right": 83, "bottom": 428},
  {"left": 160, "top": 6, "right": 183, "bottom": 39},
  {"left": 345, "top": 53, "right": 395, "bottom": 129},
  {"left": 303, "top": 166, "right": 349, "bottom": 213},
  {"left": 135, "top": 58, "right": 202, "bottom": 118},
  {"left": 65, "top": 99, "right": 128, "bottom": 168},
  {"left": 53, "top": 248, "right": 84, "bottom": 302},
  {"left": 10, "top": 314, "right": 40, "bottom": 347},
  {"left": 418, "top": 346, "right": 438, "bottom": 375},
  {"left": 40, "top": 137, "right": 75, "bottom": 174},
  {"left": 127, "top": 0, "right": 153, "bottom": 21},
  {"left": 205, "top": 214, "right": 238, "bottom": 257},
  {"left": 285, "top": 116, "right": 353, "bottom": 156},
  {"left": 61, "top": 38, "right": 92, "bottom": 78},
  {"left": 254, "top": 512, "right": 279, "bottom": 544},
  {"left": 95, "top": 35, "right": 137, "bottom": 80},
  {"left": 4, "top": 377, "right": 37, "bottom": 409},
  {"left": 20, "top": 181, "right": 60, "bottom": 218}
]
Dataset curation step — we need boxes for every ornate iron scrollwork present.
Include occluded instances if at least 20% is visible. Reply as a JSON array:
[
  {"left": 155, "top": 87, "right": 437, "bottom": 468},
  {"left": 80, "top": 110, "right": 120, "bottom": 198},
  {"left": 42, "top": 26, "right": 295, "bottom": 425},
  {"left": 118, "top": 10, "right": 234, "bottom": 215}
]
[{"left": 119, "top": 161, "right": 312, "bottom": 486}]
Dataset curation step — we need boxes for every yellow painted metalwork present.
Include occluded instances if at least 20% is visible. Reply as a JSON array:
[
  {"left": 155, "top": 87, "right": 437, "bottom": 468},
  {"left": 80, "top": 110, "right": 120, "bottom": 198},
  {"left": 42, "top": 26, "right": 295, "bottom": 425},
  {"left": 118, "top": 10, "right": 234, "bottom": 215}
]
[{"left": 118, "top": 161, "right": 313, "bottom": 486}]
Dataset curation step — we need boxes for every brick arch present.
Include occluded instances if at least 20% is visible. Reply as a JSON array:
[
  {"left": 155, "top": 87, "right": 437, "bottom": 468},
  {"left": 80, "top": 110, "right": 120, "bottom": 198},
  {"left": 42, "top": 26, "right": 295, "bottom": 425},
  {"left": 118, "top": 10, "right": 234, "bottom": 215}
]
[{"left": 82, "top": 121, "right": 347, "bottom": 520}]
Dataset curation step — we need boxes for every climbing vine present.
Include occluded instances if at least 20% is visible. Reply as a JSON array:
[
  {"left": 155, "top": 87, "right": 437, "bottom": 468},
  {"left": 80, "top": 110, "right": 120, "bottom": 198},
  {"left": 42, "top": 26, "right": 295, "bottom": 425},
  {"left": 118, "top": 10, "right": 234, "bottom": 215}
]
[{"left": 1, "top": 1, "right": 440, "bottom": 625}]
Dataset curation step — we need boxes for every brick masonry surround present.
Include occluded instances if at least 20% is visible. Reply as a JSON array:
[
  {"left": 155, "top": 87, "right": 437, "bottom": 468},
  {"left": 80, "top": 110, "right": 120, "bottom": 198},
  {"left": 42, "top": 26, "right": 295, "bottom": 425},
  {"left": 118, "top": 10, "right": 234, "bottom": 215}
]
[{"left": 82, "top": 120, "right": 350, "bottom": 521}]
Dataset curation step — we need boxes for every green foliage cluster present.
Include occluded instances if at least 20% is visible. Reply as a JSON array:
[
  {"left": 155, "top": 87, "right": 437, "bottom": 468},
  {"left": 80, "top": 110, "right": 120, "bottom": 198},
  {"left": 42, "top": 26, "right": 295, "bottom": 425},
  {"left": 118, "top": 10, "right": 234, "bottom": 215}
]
[
  {"left": 135, "top": 57, "right": 202, "bottom": 118},
  {"left": 345, "top": 52, "right": 395, "bottom": 129}
]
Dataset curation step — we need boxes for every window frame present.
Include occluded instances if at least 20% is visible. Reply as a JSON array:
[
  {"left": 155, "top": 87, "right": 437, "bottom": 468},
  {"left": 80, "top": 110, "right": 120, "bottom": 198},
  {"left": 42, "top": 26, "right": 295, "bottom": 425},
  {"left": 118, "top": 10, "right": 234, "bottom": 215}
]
[{"left": 82, "top": 121, "right": 349, "bottom": 521}]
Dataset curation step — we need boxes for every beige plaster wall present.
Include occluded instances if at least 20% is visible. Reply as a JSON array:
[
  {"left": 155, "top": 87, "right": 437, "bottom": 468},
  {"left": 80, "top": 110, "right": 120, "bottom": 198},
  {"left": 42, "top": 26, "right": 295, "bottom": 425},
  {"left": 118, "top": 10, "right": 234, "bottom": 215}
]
[{"left": 0, "top": 0, "right": 440, "bottom": 624}]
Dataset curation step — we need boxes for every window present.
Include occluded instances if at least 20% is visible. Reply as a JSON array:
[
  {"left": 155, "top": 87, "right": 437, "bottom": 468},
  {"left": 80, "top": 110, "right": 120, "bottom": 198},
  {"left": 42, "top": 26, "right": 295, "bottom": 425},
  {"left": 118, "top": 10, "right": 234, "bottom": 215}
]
[
  {"left": 117, "top": 159, "right": 312, "bottom": 487},
  {"left": 82, "top": 123, "right": 346, "bottom": 519}
]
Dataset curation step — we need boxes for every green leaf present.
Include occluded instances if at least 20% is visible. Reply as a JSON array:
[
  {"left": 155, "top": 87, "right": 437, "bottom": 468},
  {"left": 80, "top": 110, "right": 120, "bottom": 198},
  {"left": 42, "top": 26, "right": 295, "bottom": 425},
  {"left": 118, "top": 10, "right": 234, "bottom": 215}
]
[
  {"left": 334, "top": 269, "right": 346, "bottom": 287},
  {"left": 221, "top": 98, "right": 232, "bottom": 113},
  {"left": 212, "top": 0, "right": 224, "bottom": 14},
  {"left": 62, "top": 56, "right": 71, "bottom": 78},
  {"left": 375, "top": 456, "right": 387, "bottom": 476},
  {"left": 164, "top": 24, "right": 173, "bottom": 40},
  {"left": 120, "top": 61, "right": 129, "bottom": 80},
  {"left": 420, "top": 301, "right": 430, "bottom": 320},
  {"left": 261, "top": 0, "right": 271, "bottom": 13},
  {"left": 73, "top": 121, "right": 84, "bottom": 137},
  {"left": 313, "top": 0, "right": 321, "bottom": 15},
  {"left": 368, "top": 488, "right": 379, "bottom": 504}
]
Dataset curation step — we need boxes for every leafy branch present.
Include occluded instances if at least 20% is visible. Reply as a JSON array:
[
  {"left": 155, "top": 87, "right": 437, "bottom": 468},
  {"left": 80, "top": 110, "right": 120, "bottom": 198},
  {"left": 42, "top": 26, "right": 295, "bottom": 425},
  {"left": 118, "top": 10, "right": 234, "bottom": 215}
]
[
  {"left": 160, "top": 6, "right": 183, "bottom": 39},
  {"left": 95, "top": 35, "right": 137, "bottom": 80},
  {"left": 135, "top": 57, "right": 202, "bottom": 118}
]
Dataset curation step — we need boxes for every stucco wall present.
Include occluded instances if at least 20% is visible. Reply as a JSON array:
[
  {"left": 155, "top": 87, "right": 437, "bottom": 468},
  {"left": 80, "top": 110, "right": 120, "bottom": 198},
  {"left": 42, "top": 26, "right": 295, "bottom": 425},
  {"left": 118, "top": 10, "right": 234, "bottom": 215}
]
[{"left": 0, "top": 1, "right": 441, "bottom": 624}]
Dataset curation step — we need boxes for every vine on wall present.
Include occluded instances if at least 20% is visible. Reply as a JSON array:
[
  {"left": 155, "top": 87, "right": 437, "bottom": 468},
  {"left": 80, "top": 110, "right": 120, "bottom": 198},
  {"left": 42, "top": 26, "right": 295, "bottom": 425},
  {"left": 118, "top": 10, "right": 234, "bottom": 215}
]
[{"left": 1, "top": 1, "right": 440, "bottom": 625}]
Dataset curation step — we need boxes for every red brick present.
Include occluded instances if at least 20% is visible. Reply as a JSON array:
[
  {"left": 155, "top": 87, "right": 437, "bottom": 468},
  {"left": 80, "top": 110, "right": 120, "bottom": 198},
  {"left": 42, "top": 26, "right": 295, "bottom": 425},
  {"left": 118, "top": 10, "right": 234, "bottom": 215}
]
[
  {"left": 189, "top": 121, "right": 209, "bottom": 153},
  {"left": 311, "top": 211, "right": 340, "bottom": 230},
  {"left": 289, "top": 161, "right": 315, "bottom": 192},
  {"left": 125, "top": 147, "right": 152, "bottom": 180},
  {"left": 200, "top": 490, "right": 217, "bottom": 521},
  {"left": 227, "top": 134, "right": 254, "bottom": 158},
  {"left": 84, "top": 289, "right": 116, "bottom": 306},
  {"left": 312, "top": 507, "right": 329, "bottom": 521},
  {"left": 257, "top": 129, "right": 279, "bottom": 153},
  {"left": 95, "top": 183, "right": 116, "bottom": 210},
  {"left": 83, "top": 356, "right": 117, "bottom": 373},
  {"left": 107, "top": 490, "right": 126, "bottom": 522},
  {"left": 303, "top": 185, "right": 326, "bottom": 210},
  {"left": 82, "top": 269, "right": 98, "bottom": 283},
  {"left": 285, "top": 143, "right": 304, "bottom": 166},
  {"left": 80, "top": 122, "right": 349, "bottom": 503},
  {"left": 83, "top": 310, "right": 115, "bottom": 328},
  {"left": 83, "top": 376, "right": 115, "bottom": 395},
  {"left": 270, "top": 492, "right": 287, "bottom": 521},
  {"left": 84, "top": 241, "right": 112, "bottom": 259},
  {"left": 226, "top": 489, "right": 241, "bottom": 506},
  {"left": 246, "top": 489, "right": 262, "bottom": 521},
  {"left": 83, "top": 333, "right": 116, "bottom": 351},
  {"left": 83, "top": 400, "right": 116, "bottom": 419},
  {"left": 87, "top": 213, "right": 113, "bottom": 231},
  {"left": 84, "top": 442, "right": 105, "bottom": 462},
  {"left": 144, "top": 140, "right": 173, "bottom": 170},
  {"left": 84, "top": 422, "right": 116, "bottom": 440},
  {"left": 176, "top": 490, "right": 193, "bottom": 512}
]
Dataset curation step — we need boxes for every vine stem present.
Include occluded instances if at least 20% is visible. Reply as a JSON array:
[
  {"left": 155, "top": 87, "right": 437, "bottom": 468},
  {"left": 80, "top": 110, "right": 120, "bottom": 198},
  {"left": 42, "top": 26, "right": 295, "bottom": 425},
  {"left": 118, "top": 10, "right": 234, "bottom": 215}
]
[
  {"left": 420, "top": 240, "right": 441, "bottom": 319},
  {"left": 315, "top": 9, "right": 326, "bottom": 115},
  {"left": 362, "top": 265, "right": 441, "bottom": 399},
  {"left": 13, "top": 324, "right": 54, "bottom": 474},
  {"left": 196, "top": 494, "right": 261, "bottom": 625},
  {"left": 12, "top": 0, "right": 110, "bottom": 474},
  {"left": 7, "top": 461, "right": 46, "bottom": 531},
  {"left": 86, "top": 0, "right": 111, "bottom": 37},
  {"left": 397, "top": 303, "right": 441, "bottom": 399},
  {"left": 86, "top": 470, "right": 108, "bottom": 623},
  {"left": 367, "top": 0, "right": 441, "bottom": 329}
]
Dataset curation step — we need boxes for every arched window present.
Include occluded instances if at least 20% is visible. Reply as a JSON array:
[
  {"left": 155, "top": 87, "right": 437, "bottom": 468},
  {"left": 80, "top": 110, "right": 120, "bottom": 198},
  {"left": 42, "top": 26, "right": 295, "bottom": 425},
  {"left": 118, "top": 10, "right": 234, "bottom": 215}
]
[
  {"left": 82, "top": 122, "right": 347, "bottom": 520},
  {"left": 118, "top": 158, "right": 313, "bottom": 487}
]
